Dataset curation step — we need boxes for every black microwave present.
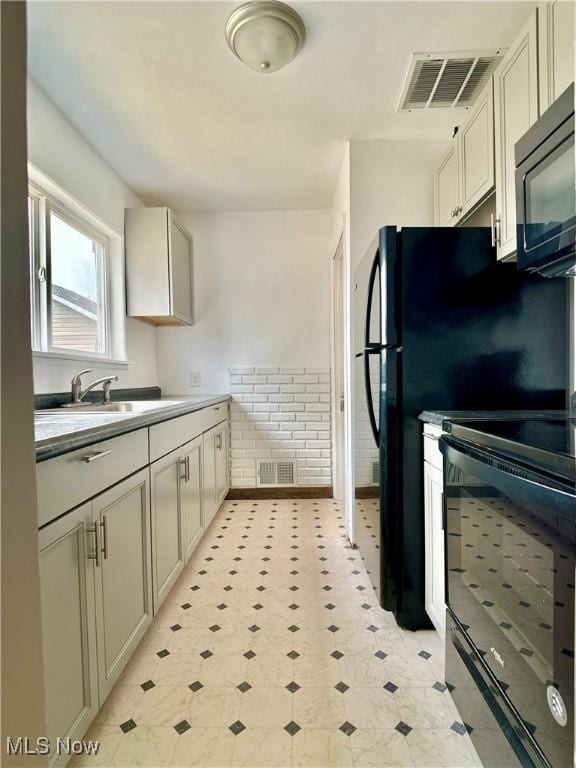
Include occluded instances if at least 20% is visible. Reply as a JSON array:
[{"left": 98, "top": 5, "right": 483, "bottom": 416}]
[{"left": 515, "top": 84, "right": 575, "bottom": 277}]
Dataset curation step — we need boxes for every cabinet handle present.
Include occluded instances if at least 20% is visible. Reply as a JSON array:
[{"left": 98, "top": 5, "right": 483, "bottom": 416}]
[
  {"left": 179, "top": 458, "right": 188, "bottom": 482},
  {"left": 216, "top": 434, "right": 223, "bottom": 450},
  {"left": 100, "top": 516, "right": 109, "bottom": 560},
  {"left": 87, "top": 524, "right": 100, "bottom": 567},
  {"left": 185, "top": 455, "right": 191, "bottom": 483},
  {"left": 490, "top": 214, "right": 501, "bottom": 248},
  {"left": 81, "top": 449, "right": 111, "bottom": 464}
]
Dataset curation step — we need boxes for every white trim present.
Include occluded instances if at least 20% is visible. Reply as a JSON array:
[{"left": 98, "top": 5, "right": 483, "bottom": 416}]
[
  {"left": 32, "top": 350, "right": 130, "bottom": 368},
  {"left": 28, "top": 163, "right": 121, "bottom": 239},
  {"left": 27, "top": 164, "right": 128, "bottom": 364},
  {"left": 330, "top": 234, "right": 345, "bottom": 500}
]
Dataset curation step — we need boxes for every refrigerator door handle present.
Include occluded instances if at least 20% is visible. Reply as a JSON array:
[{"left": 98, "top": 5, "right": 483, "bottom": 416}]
[
  {"left": 364, "top": 248, "right": 380, "bottom": 348},
  {"left": 363, "top": 348, "right": 380, "bottom": 446}
]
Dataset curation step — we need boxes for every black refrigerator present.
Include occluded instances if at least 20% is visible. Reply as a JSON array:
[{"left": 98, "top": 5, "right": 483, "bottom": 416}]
[{"left": 353, "top": 226, "right": 568, "bottom": 630}]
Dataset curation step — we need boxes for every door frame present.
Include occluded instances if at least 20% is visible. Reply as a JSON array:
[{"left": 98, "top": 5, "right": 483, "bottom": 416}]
[{"left": 330, "top": 234, "right": 345, "bottom": 500}]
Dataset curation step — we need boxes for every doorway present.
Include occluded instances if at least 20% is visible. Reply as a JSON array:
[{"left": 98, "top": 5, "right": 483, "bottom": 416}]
[{"left": 330, "top": 234, "right": 345, "bottom": 500}]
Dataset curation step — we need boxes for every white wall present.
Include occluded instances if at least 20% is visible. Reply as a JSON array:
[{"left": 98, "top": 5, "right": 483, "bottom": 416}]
[
  {"left": 156, "top": 209, "right": 333, "bottom": 487},
  {"left": 157, "top": 210, "right": 333, "bottom": 394},
  {"left": 27, "top": 80, "right": 158, "bottom": 393},
  {"left": 350, "top": 139, "right": 446, "bottom": 269}
]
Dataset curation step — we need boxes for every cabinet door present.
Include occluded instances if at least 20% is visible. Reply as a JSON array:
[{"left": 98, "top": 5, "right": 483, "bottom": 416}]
[
  {"left": 202, "top": 428, "right": 218, "bottom": 529},
  {"left": 93, "top": 469, "right": 153, "bottom": 701},
  {"left": 434, "top": 140, "right": 460, "bottom": 226},
  {"left": 169, "top": 214, "right": 194, "bottom": 325},
  {"left": 181, "top": 436, "right": 203, "bottom": 562},
  {"left": 150, "top": 449, "right": 185, "bottom": 612},
  {"left": 539, "top": 0, "right": 575, "bottom": 111},
  {"left": 424, "top": 460, "right": 446, "bottom": 639},
  {"left": 39, "top": 503, "right": 98, "bottom": 766},
  {"left": 494, "top": 10, "right": 539, "bottom": 260},
  {"left": 215, "top": 421, "right": 229, "bottom": 506},
  {"left": 460, "top": 79, "right": 495, "bottom": 217}
]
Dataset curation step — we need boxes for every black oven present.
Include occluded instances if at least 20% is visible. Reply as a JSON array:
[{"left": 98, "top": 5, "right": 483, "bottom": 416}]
[
  {"left": 440, "top": 425, "right": 575, "bottom": 768},
  {"left": 515, "top": 84, "right": 575, "bottom": 277}
]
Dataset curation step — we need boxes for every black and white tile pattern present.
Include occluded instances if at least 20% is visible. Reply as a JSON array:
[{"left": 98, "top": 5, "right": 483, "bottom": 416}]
[{"left": 72, "top": 499, "right": 480, "bottom": 767}]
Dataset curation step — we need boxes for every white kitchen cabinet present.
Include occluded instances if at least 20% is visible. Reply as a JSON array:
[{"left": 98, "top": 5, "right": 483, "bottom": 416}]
[
  {"left": 539, "top": 0, "right": 575, "bottom": 111},
  {"left": 39, "top": 503, "right": 99, "bottom": 768},
  {"left": 181, "top": 435, "right": 203, "bottom": 562},
  {"left": 459, "top": 79, "right": 495, "bottom": 218},
  {"left": 93, "top": 469, "right": 153, "bottom": 701},
  {"left": 150, "top": 448, "right": 185, "bottom": 611},
  {"left": 434, "top": 140, "right": 460, "bottom": 226},
  {"left": 202, "top": 426, "right": 218, "bottom": 528},
  {"left": 125, "top": 207, "right": 193, "bottom": 326},
  {"left": 423, "top": 426, "right": 446, "bottom": 640},
  {"left": 434, "top": 78, "right": 495, "bottom": 226},
  {"left": 202, "top": 420, "right": 229, "bottom": 528},
  {"left": 494, "top": 10, "right": 539, "bottom": 260},
  {"left": 215, "top": 420, "right": 230, "bottom": 507}
]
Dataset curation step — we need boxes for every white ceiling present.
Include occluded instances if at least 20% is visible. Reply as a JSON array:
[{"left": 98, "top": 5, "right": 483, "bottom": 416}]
[{"left": 27, "top": 1, "right": 535, "bottom": 211}]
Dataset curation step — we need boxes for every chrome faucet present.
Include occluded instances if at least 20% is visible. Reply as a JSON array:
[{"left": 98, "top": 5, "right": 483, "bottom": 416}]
[{"left": 67, "top": 369, "right": 119, "bottom": 406}]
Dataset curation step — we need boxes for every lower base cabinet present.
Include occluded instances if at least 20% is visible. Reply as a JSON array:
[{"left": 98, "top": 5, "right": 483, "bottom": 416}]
[
  {"left": 93, "top": 472, "right": 153, "bottom": 701},
  {"left": 203, "top": 420, "right": 229, "bottom": 528},
  {"left": 38, "top": 406, "right": 230, "bottom": 765},
  {"left": 150, "top": 449, "right": 185, "bottom": 612},
  {"left": 40, "top": 503, "right": 98, "bottom": 768},
  {"left": 181, "top": 435, "right": 203, "bottom": 561},
  {"left": 39, "top": 469, "right": 152, "bottom": 767},
  {"left": 423, "top": 435, "right": 446, "bottom": 640}
]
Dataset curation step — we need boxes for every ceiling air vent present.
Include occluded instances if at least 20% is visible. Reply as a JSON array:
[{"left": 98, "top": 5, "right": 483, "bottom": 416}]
[
  {"left": 257, "top": 460, "right": 295, "bottom": 487},
  {"left": 397, "top": 50, "right": 505, "bottom": 112}
]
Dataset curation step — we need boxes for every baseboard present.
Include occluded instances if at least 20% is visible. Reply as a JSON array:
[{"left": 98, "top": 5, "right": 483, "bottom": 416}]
[{"left": 226, "top": 486, "right": 333, "bottom": 499}]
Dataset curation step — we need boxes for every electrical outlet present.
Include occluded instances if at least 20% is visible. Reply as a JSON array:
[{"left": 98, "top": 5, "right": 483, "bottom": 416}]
[{"left": 189, "top": 371, "right": 201, "bottom": 387}]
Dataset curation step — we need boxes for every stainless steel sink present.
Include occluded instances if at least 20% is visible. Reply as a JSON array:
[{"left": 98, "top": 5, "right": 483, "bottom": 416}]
[{"left": 40, "top": 400, "right": 182, "bottom": 414}]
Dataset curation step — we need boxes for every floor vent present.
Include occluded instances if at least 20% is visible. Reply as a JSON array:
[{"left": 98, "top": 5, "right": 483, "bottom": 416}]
[
  {"left": 372, "top": 462, "right": 380, "bottom": 485},
  {"left": 257, "top": 460, "right": 295, "bottom": 487},
  {"left": 397, "top": 50, "right": 504, "bottom": 112}
]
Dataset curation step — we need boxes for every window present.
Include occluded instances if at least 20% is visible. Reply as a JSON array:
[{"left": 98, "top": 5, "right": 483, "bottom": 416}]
[{"left": 28, "top": 186, "right": 110, "bottom": 358}]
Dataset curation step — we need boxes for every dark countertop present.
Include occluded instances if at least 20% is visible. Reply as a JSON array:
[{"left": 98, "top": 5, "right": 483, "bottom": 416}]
[
  {"left": 35, "top": 395, "right": 231, "bottom": 461},
  {"left": 419, "top": 410, "right": 568, "bottom": 428}
]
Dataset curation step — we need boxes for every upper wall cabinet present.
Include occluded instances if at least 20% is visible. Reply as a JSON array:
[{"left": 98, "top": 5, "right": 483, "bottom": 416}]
[
  {"left": 125, "top": 207, "right": 194, "bottom": 326},
  {"left": 434, "top": 78, "right": 495, "bottom": 227},
  {"left": 459, "top": 79, "right": 495, "bottom": 217},
  {"left": 539, "top": 0, "right": 576, "bottom": 111},
  {"left": 434, "top": 140, "right": 460, "bottom": 227},
  {"left": 494, "top": 10, "right": 539, "bottom": 261}
]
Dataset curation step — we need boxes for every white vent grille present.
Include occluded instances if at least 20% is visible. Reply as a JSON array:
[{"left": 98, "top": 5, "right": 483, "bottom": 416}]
[
  {"left": 372, "top": 462, "right": 380, "bottom": 485},
  {"left": 257, "top": 460, "right": 295, "bottom": 487},
  {"left": 397, "top": 50, "right": 504, "bottom": 112}
]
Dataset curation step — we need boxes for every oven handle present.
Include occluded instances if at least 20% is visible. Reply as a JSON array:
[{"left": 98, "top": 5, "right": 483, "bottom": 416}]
[{"left": 440, "top": 437, "right": 576, "bottom": 524}]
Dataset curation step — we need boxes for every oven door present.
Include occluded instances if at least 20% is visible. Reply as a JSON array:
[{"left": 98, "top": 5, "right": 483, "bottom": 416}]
[
  {"left": 440, "top": 437, "right": 575, "bottom": 768},
  {"left": 516, "top": 116, "right": 576, "bottom": 276}
]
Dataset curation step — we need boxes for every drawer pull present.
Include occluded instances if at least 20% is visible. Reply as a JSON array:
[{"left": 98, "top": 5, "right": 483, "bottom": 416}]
[
  {"left": 87, "top": 524, "right": 100, "bottom": 567},
  {"left": 100, "top": 516, "right": 109, "bottom": 560},
  {"left": 81, "top": 450, "right": 112, "bottom": 464}
]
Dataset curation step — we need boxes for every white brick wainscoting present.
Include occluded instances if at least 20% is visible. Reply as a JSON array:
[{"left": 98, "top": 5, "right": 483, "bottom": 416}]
[{"left": 229, "top": 367, "right": 332, "bottom": 488}]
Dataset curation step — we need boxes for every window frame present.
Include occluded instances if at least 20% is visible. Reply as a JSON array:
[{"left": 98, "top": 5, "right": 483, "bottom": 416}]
[{"left": 29, "top": 183, "right": 112, "bottom": 361}]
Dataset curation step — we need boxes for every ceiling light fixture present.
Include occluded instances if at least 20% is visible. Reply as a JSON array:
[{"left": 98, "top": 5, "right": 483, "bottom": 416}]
[{"left": 225, "top": 1, "right": 306, "bottom": 74}]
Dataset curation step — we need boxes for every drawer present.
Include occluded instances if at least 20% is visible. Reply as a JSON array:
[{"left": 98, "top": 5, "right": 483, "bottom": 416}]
[
  {"left": 423, "top": 432, "right": 443, "bottom": 472},
  {"left": 37, "top": 429, "right": 149, "bottom": 527},
  {"left": 149, "top": 402, "right": 229, "bottom": 462}
]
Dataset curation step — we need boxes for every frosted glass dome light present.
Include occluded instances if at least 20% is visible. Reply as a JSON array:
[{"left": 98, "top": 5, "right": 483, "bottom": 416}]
[{"left": 225, "top": 1, "right": 306, "bottom": 74}]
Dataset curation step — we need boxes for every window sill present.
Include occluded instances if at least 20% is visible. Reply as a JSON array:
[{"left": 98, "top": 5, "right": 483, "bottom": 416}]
[{"left": 32, "top": 350, "right": 130, "bottom": 368}]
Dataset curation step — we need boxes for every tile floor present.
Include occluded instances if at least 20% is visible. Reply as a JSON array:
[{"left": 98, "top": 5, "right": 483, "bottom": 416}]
[{"left": 73, "top": 499, "right": 482, "bottom": 767}]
